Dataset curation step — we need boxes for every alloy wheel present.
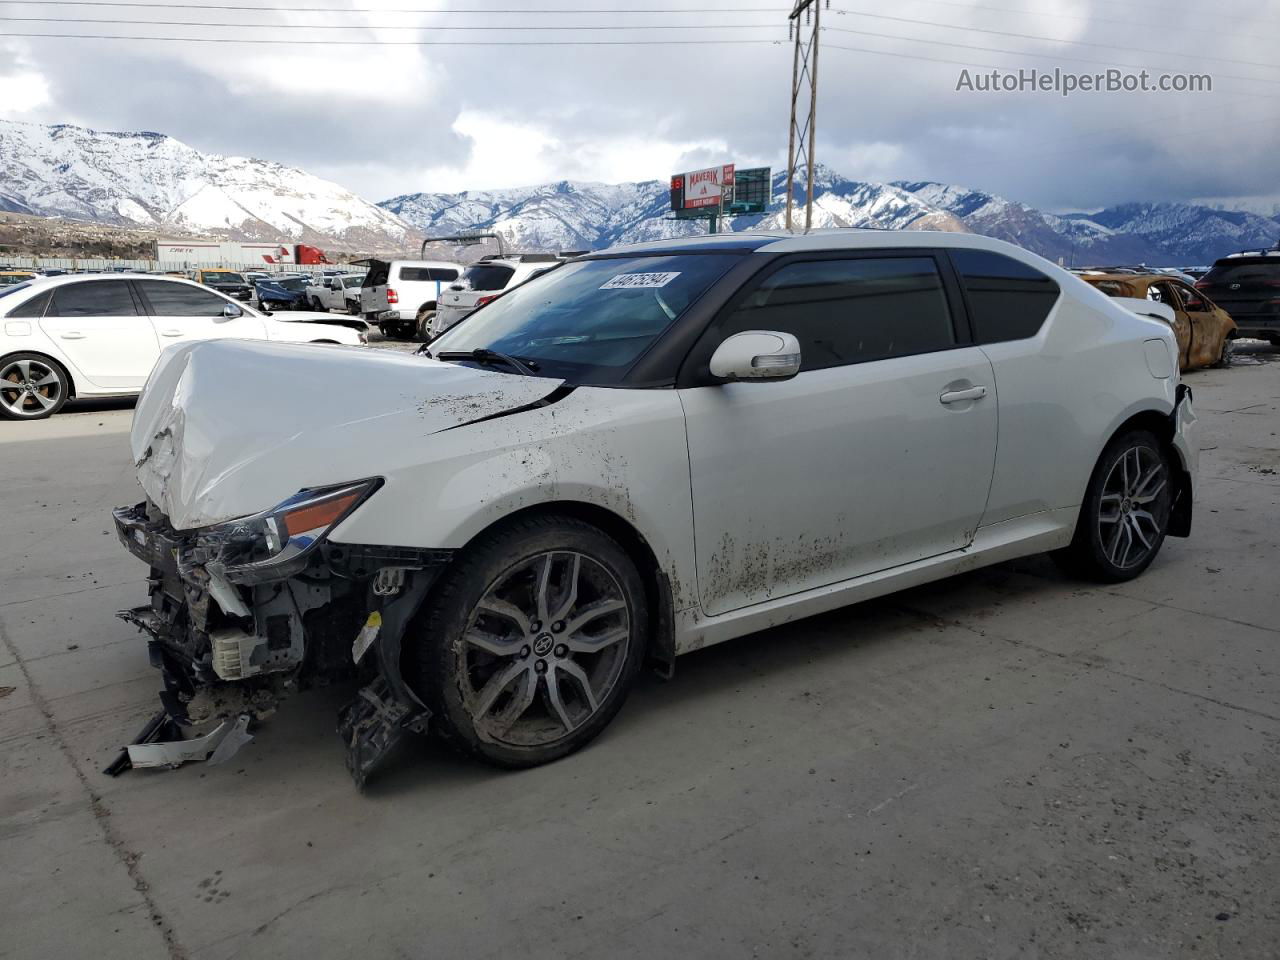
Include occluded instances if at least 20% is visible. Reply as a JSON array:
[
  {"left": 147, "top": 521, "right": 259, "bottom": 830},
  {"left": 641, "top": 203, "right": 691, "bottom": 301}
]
[
  {"left": 1097, "top": 445, "right": 1169, "bottom": 570},
  {"left": 0, "top": 358, "right": 62, "bottom": 418},
  {"left": 460, "top": 551, "right": 631, "bottom": 747}
]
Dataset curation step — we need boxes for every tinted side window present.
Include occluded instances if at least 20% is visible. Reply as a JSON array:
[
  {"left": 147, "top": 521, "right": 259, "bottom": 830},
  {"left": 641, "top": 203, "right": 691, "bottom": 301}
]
[
  {"left": 951, "top": 249, "right": 1060, "bottom": 343},
  {"left": 137, "top": 280, "right": 230, "bottom": 317},
  {"left": 7, "top": 290, "right": 52, "bottom": 318},
  {"left": 722, "top": 256, "right": 955, "bottom": 371},
  {"left": 428, "top": 268, "right": 458, "bottom": 282},
  {"left": 48, "top": 280, "right": 139, "bottom": 318}
]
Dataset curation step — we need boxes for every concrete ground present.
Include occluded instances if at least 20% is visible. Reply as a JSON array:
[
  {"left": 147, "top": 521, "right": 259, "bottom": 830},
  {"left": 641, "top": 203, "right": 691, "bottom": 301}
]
[{"left": 1, "top": 345, "right": 1277, "bottom": 960}]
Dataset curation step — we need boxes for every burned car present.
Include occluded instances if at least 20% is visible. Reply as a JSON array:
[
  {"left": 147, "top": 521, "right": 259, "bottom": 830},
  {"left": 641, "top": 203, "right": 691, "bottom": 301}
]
[
  {"left": 1076, "top": 270, "right": 1236, "bottom": 371},
  {"left": 113, "top": 231, "right": 1197, "bottom": 785}
]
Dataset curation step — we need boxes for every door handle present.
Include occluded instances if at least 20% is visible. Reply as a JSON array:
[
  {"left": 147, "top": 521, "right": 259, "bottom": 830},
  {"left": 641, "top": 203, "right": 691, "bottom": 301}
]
[
  {"left": 159, "top": 330, "right": 183, "bottom": 337},
  {"left": 59, "top": 331, "right": 86, "bottom": 340},
  {"left": 940, "top": 385, "right": 987, "bottom": 404}
]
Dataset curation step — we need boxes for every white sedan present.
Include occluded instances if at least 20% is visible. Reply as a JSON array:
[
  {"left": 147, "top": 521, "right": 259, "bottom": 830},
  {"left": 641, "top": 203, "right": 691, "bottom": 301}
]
[
  {"left": 0, "top": 274, "right": 365, "bottom": 420},
  {"left": 113, "top": 230, "right": 1197, "bottom": 783}
]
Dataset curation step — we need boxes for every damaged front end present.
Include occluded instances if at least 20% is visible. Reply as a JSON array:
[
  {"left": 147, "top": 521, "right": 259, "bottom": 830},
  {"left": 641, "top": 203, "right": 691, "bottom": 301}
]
[{"left": 110, "top": 481, "right": 451, "bottom": 787}]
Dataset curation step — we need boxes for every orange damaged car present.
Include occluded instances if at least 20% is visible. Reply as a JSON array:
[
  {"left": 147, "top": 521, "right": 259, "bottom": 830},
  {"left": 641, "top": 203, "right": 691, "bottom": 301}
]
[{"left": 1078, "top": 271, "right": 1235, "bottom": 371}]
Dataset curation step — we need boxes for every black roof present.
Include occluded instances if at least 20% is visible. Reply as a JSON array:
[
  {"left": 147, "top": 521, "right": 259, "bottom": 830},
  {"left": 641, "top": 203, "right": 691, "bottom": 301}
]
[{"left": 586, "top": 234, "right": 777, "bottom": 257}]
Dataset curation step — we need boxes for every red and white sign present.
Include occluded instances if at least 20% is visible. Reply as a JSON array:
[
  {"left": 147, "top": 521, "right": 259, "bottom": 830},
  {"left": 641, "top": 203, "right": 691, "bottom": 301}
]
[{"left": 680, "top": 164, "right": 735, "bottom": 210}]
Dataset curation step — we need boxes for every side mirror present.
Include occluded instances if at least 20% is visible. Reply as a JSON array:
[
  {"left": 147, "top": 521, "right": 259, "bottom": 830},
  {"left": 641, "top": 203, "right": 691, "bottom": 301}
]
[
  {"left": 221, "top": 303, "right": 243, "bottom": 319},
  {"left": 709, "top": 330, "right": 802, "bottom": 381}
]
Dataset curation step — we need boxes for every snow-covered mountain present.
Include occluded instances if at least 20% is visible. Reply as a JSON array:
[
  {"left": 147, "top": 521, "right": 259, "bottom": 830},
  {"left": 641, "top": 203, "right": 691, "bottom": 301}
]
[
  {"left": 893, "top": 182, "right": 1280, "bottom": 265},
  {"left": 0, "top": 119, "right": 414, "bottom": 250},
  {"left": 4, "top": 116, "right": 1276, "bottom": 264},
  {"left": 381, "top": 168, "right": 968, "bottom": 254},
  {"left": 385, "top": 167, "right": 1280, "bottom": 265}
]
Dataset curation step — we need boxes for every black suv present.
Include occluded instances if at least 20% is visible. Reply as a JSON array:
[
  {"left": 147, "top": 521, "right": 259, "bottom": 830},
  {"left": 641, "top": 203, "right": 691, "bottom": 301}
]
[
  {"left": 197, "top": 270, "right": 254, "bottom": 302},
  {"left": 1196, "top": 251, "right": 1280, "bottom": 342}
]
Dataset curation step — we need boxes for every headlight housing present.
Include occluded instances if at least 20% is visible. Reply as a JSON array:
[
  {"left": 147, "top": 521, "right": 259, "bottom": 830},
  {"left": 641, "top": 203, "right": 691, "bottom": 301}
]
[{"left": 197, "top": 479, "right": 380, "bottom": 584}]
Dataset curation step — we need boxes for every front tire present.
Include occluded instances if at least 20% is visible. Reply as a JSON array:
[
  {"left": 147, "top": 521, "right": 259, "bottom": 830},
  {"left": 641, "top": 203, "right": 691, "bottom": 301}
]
[
  {"left": 0, "top": 354, "right": 71, "bottom": 421},
  {"left": 410, "top": 515, "right": 648, "bottom": 768},
  {"left": 1055, "top": 430, "right": 1173, "bottom": 582}
]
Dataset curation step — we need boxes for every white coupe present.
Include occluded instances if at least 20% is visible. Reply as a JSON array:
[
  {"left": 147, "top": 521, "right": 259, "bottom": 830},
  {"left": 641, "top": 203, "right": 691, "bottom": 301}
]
[
  {"left": 0, "top": 273, "right": 365, "bottom": 420},
  {"left": 112, "top": 230, "right": 1197, "bottom": 784}
]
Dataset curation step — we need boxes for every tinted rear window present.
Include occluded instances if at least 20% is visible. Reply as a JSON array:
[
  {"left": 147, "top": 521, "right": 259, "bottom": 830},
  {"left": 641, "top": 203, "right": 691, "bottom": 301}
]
[
  {"left": 6, "top": 289, "right": 50, "bottom": 317},
  {"left": 951, "top": 249, "right": 1060, "bottom": 343},
  {"left": 1203, "top": 261, "right": 1280, "bottom": 284},
  {"left": 461, "top": 264, "right": 516, "bottom": 291},
  {"left": 48, "top": 280, "right": 139, "bottom": 317},
  {"left": 363, "top": 261, "right": 390, "bottom": 286}
]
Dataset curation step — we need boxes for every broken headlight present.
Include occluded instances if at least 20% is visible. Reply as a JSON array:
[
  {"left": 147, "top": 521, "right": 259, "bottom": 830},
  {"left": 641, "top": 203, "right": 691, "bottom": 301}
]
[{"left": 198, "top": 479, "right": 380, "bottom": 584}]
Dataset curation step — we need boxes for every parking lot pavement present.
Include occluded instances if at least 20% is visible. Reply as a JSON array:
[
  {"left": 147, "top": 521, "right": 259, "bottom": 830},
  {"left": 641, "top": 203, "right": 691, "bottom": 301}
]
[{"left": 1, "top": 348, "right": 1277, "bottom": 960}]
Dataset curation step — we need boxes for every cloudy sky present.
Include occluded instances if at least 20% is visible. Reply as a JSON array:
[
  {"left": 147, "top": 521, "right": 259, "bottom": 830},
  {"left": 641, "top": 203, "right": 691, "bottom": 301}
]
[{"left": 1, "top": 0, "right": 1277, "bottom": 212}]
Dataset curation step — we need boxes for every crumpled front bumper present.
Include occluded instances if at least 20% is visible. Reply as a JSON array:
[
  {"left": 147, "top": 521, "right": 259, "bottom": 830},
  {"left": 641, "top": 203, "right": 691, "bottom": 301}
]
[{"left": 110, "top": 500, "right": 454, "bottom": 786}]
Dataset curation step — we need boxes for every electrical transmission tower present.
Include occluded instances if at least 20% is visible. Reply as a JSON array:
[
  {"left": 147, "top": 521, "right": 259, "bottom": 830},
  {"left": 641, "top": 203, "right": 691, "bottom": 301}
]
[{"left": 785, "top": 0, "right": 822, "bottom": 232}]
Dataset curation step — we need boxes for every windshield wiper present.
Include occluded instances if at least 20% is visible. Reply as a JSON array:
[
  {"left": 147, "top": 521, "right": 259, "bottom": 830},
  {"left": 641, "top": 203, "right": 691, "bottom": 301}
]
[{"left": 433, "top": 348, "right": 540, "bottom": 375}]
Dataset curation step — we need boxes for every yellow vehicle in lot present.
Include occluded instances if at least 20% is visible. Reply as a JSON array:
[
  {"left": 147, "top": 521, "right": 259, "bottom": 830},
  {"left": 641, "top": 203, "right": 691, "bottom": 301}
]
[
  {"left": 1078, "top": 270, "right": 1236, "bottom": 371},
  {"left": 0, "top": 270, "right": 36, "bottom": 287}
]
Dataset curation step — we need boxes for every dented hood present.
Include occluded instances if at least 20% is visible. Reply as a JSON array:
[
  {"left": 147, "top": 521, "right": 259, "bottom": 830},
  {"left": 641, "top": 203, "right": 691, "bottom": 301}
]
[{"left": 131, "top": 340, "right": 565, "bottom": 530}]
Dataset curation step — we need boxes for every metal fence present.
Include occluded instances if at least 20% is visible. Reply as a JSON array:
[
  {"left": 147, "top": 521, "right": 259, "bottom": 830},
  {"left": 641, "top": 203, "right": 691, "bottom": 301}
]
[{"left": 0, "top": 256, "right": 365, "bottom": 276}]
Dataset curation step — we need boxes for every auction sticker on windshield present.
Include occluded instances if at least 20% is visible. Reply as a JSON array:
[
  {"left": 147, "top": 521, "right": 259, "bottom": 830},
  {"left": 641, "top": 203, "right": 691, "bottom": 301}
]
[{"left": 600, "top": 272, "right": 681, "bottom": 289}]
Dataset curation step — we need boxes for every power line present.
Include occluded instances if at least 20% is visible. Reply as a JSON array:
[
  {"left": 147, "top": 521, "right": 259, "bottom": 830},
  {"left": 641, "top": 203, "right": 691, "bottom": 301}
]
[
  {"left": 0, "top": 1, "right": 787, "bottom": 12},
  {"left": 1, "top": 30, "right": 785, "bottom": 45},
  {"left": 837, "top": 0, "right": 1280, "bottom": 33},
  {"left": 825, "top": 25, "right": 1280, "bottom": 86},
  {"left": 0, "top": 15, "right": 785, "bottom": 29},
  {"left": 828, "top": 11, "right": 1280, "bottom": 73}
]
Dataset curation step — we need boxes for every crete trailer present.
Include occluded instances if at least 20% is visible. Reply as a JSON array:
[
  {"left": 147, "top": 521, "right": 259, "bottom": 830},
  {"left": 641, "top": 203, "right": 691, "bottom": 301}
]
[{"left": 155, "top": 241, "right": 331, "bottom": 267}]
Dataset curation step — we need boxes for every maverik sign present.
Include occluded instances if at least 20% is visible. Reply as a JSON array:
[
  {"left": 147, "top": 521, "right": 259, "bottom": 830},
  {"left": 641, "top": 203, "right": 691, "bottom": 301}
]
[{"left": 671, "top": 164, "right": 736, "bottom": 212}]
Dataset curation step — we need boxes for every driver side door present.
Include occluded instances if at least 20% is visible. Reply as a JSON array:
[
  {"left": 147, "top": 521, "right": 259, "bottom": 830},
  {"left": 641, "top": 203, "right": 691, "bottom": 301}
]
[
  {"left": 135, "top": 279, "right": 267, "bottom": 347},
  {"left": 679, "top": 252, "right": 998, "bottom": 617}
]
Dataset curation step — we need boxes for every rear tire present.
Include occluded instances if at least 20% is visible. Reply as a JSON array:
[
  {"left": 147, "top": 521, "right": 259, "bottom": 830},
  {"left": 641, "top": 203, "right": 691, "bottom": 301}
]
[
  {"left": 0, "top": 353, "right": 71, "bottom": 421},
  {"left": 410, "top": 514, "right": 648, "bottom": 769},
  {"left": 1054, "top": 429, "right": 1173, "bottom": 582}
]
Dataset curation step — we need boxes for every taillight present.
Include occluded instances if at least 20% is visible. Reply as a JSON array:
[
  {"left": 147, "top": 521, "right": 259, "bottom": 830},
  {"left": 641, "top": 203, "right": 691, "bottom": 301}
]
[
  {"left": 475, "top": 295, "right": 496, "bottom": 308},
  {"left": 386, "top": 288, "right": 399, "bottom": 304}
]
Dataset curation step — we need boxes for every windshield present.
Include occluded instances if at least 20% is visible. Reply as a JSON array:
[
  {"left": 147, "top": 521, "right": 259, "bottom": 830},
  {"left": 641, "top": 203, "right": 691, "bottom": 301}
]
[
  {"left": 204, "top": 272, "right": 246, "bottom": 284},
  {"left": 429, "top": 253, "right": 741, "bottom": 383},
  {"left": 341, "top": 275, "right": 364, "bottom": 288},
  {"left": 275, "top": 277, "right": 308, "bottom": 291},
  {"left": 0, "top": 280, "right": 33, "bottom": 298}
]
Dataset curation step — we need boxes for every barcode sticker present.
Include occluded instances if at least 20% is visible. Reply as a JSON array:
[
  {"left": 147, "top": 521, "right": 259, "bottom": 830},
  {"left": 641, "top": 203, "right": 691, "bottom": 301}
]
[{"left": 600, "top": 272, "right": 681, "bottom": 290}]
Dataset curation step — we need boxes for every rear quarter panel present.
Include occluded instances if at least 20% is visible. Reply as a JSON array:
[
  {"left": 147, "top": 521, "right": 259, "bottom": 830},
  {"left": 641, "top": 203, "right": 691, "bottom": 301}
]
[{"left": 979, "top": 276, "right": 1178, "bottom": 526}]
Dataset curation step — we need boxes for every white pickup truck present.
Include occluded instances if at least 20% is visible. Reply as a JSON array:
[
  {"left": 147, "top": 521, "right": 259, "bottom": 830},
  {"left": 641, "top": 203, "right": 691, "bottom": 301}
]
[
  {"left": 359, "top": 259, "right": 461, "bottom": 340},
  {"left": 307, "top": 274, "right": 364, "bottom": 314}
]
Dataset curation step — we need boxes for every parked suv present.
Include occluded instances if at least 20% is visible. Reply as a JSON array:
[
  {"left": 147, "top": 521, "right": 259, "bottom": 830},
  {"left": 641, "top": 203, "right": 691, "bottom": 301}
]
[
  {"left": 430, "top": 254, "right": 563, "bottom": 338},
  {"left": 1195, "top": 250, "right": 1280, "bottom": 342},
  {"left": 195, "top": 269, "right": 254, "bottom": 302},
  {"left": 358, "top": 259, "right": 460, "bottom": 340}
]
